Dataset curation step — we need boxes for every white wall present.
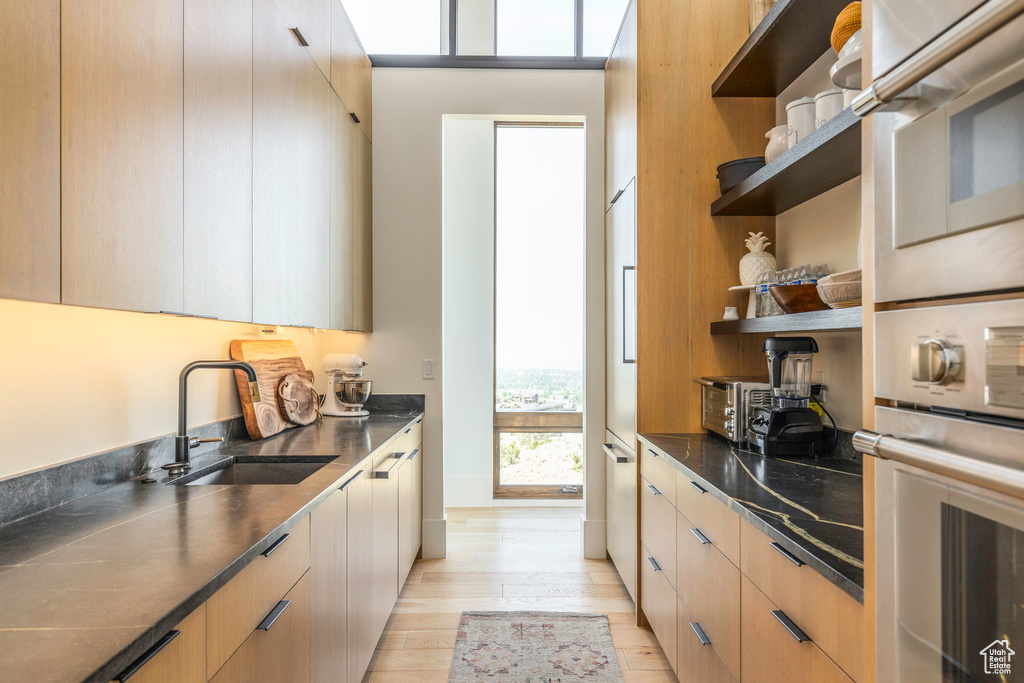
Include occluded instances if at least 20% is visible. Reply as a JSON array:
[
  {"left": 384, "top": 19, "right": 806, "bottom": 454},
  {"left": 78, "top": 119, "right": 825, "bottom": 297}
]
[
  {"left": 367, "top": 67, "right": 606, "bottom": 557},
  {"left": 774, "top": 52, "right": 864, "bottom": 431},
  {"left": 0, "top": 298, "right": 364, "bottom": 481},
  {"left": 442, "top": 119, "right": 496, "bottom": 508}
]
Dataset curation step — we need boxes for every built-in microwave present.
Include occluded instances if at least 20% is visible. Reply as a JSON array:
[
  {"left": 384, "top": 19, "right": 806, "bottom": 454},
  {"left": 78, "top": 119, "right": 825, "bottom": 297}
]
[{"left": 862, "top": 0, "right": 1024, "bottom": 302}]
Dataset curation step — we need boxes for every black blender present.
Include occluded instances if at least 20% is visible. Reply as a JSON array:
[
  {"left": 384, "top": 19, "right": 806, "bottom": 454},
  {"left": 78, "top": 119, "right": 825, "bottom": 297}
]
[{"left": 747, "top": 337, "right": 826, "bottom": 457}]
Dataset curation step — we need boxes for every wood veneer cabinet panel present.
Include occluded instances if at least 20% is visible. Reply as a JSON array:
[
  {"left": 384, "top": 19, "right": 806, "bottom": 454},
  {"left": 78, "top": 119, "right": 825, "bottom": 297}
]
[
  {"left": 346, "top": 467, "right": 375, "bottom": 683},
  {"left": 605, "top": 430, "right": 636, "bottom": 604},
  {"left": 253, "top": 0, "right": 330, "bottom": 328},
  {"left": 352, "top": 128, "right": 373, "bottom": 332},
  {"left": 311, "top": 487, "right": 348, "bottom": 683},
  {"left": 740, "top": 518, "right": 864, "bottom": 681},
  {"left": 604, "top": 0, "right": 636, "bottom": 205},
  {"left": 329, "top": 91, "right": 356, "bottom": 330},
  {"left": 606, "top": 180, "right": 636, "bottom": 448},
  {"left": 675, "top": 467, "right": 740, "bottom": 566},
  {"left": 741, "top": 576, "right": 853, "bottom": 683},
  {"left": 330, "top": 0, "right": 372, "bottom": 141},
  {"left": 398, "top": 446, "right": 422, "bottom": 590},
  {"left": 206, "top": 518, "right": 310, "bottom": 678},
  {"left": 676, "top": 596, "right": 736, "bottom": 683},
  {"left": 209, "top": 572, "right": 312, "bottom": 683},
  {"left": 61, "top": 0, "right": 184, "bottom": 313},
  {"left": 640, "top": 475, "right": 676, "bottom": 589},
  {"left": 633, "top": 0, "right": 774, "bottom": 435},
  {"left": 640, "top": 542, "right": 677, "bottom": 673},
  {"left": 0, "top": 0, "right": 59, "bottom": 303},
  {"left": 372, "top": 449, "right": 400, "bottom": 635},
  {"left": 118, "top": 605, "right": 206, "bottom": 683},
  {"left": 273, "top": 0, "right": 331, "bottom": 79},
  {"left": 184, "top": 0, "right": 253, "bottom": 322}
]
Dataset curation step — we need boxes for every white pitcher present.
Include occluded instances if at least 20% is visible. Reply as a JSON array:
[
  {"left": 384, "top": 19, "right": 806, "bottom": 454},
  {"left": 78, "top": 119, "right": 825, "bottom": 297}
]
[{"left": 764, "top": 125, "right": 792, "bottom": 163}]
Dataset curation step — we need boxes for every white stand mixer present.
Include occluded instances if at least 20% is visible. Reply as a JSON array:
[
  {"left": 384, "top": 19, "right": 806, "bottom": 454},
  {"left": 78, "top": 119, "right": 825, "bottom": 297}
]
[{"left": 321, "top": 354, "right": 372, "bottom": 417}]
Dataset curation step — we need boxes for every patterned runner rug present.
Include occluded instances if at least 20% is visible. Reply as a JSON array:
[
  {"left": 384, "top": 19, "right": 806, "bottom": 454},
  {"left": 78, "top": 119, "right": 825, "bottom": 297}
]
[{"left": 448, "top": 611, "right": 625, "bottom": 682}]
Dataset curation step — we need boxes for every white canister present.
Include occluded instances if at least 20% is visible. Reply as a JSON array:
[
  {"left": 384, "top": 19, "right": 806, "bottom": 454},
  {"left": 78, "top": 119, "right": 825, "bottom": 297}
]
[
  {"left": 785, "top": 96, "right": 815, "bottom": 148},
  {"left": 814, "top": 89, "right": 844, "bottom": 128}
]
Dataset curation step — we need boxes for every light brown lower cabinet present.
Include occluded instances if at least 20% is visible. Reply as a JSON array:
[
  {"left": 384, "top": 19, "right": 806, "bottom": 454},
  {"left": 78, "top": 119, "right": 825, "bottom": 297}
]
[
  {"left": 311, "top": 485, "right": 349, "bottom": 683},
  {"left": 640, "top": 543, "right": 677, "bottom": 672},
  {"left": 346, "top": 466, "right": 376, "bottom": 683},
  {"left": 112, "top": 605, "right": 206, "bottom": 683},
  {"left": 640, "top": 474, "right": 677, "bottom": 589},
  {"left": 740, "top": 577, "right": 852, "bottom": 683},
  {"left": 398, "top": 446, "right": 423, "bottom": 590},
  {"left": 210, "top": 571, "right": 312, "bottom": 683},
  {"left": 675, "top": 596, "right": 736, "bottom": 683},
  {"left": 372, "top": 449, "right": 401, "bottom": 635}
]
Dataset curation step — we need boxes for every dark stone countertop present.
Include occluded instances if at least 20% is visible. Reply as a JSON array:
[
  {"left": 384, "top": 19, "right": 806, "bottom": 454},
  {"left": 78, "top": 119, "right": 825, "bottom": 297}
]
[
  {"left": 640, "top": 433, "right": 864, "bottom": 602},
  {"left": 0, "top": 409, "right": 423, "bottom": 683}
]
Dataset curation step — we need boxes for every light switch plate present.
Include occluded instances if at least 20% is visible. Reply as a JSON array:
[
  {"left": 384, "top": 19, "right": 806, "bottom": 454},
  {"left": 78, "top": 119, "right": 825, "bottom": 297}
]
[{"left": 423, "top": 359, "right": 436, "bottom": 380}]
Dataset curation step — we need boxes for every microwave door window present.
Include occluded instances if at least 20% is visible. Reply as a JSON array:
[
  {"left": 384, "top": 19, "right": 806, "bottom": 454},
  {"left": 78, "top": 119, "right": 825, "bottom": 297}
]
[{"left": 947, "top": 70, "right": 1024, "bottom": 235}]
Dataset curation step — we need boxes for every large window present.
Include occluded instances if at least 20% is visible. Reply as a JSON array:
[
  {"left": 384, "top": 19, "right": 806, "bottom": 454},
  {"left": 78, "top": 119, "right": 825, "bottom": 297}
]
[
  {"left": 344, "top": 0, "right": 629, "bottom": 59},
  {"left": 342, "top": 0, "right": 444, "bottom": 55},
  {"left": 493, "top": 124, "right": 586, "bottom": 498}
]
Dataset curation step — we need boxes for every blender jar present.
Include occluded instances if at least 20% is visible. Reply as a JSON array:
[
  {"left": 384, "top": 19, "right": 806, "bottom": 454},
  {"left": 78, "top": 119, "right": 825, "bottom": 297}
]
[{"left": 775, "top": 352, "right": 815, "bottom": 399}]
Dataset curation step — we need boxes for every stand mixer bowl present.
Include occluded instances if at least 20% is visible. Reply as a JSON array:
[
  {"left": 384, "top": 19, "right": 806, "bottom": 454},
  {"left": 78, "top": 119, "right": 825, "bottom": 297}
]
[{"left": 335, "top": 379, "right": 372, "bottom": 408}]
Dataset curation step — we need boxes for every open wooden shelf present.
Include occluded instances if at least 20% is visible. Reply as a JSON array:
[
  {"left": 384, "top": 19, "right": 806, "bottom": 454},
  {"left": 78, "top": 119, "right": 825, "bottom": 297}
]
[
  {"left": 711, "top": 108, "right": 861, "bottom": 216},
  {"left": 712, "top": 0, "right": 851, "bottom": 97},
  {"left": 710, "top": 306, "right": 862, "bottom": 334}
]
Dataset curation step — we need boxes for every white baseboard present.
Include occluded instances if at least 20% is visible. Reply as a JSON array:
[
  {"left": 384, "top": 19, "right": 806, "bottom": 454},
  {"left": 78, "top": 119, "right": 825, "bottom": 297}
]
[
  {"left": 422, "top": 515, "right": 447, "bottom": 558},
  {"left": 580, "top": 515, "right": 607, "bottom": 559}
]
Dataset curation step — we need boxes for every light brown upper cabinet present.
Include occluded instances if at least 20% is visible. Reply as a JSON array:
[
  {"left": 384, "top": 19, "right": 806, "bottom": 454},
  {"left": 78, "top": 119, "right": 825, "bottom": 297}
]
[
  {"left": 352, "top": 128, "right": 373, "bottom": 332},
  {"left": 0, "top": 0, "right": 60, "bottom": 304},
  {"left": 253, "top": 0, "right": 331, "bottom": 328},
  {"left": 184, "top": 0, "right": 254, "bottom": 322},
  {"left": 331, "top": 0, "right": 372, "bottom": 141},
  {"left": 61, "top": 0, "right": 185, "bottom": 313},
  {"left": 604, "top": 0, "right": 636, "bottom": 207},
  {"left": 329, "top": 92, "right": 355, "bottom": 331},
  {"left": 272, "top": 0, "right": 331, "bottom": 80}
]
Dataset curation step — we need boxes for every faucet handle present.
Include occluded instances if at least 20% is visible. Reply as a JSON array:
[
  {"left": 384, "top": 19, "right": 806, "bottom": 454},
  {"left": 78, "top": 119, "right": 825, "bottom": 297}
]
[{"left": 188, "top": 437, "right": 224, "bottom": 449}]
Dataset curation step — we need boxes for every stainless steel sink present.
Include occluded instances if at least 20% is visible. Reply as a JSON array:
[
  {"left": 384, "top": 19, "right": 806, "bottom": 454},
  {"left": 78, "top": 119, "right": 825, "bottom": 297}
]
[{"left": 165, "top": 456, "right": 332, "bottom": 486}]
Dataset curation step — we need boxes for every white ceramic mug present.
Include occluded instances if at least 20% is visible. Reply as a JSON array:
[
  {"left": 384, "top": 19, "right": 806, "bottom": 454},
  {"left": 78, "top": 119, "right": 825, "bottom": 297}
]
[
  {"left": 814, "top": 89, "right": 844, "bottom": 128},
  {"left": 785, "top": 97, "right": 815, "bottom": 148},
  {"left": 723, "top": 307, "right": 740, "bottom": 321}
]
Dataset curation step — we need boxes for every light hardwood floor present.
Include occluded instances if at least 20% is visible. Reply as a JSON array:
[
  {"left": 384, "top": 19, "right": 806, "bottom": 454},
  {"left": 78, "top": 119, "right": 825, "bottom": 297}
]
[{"left": 364, "top": 507, "right": 676, "bottom": 682}]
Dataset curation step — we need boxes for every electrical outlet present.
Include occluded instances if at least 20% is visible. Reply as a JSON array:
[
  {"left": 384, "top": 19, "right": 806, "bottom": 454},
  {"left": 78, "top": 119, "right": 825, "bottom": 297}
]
[
  {"left": 423, "top": 359, "right": 436, "bottom": 380},
  {"left": 814, "top": 370, "right": 826, "bottom": 386}
]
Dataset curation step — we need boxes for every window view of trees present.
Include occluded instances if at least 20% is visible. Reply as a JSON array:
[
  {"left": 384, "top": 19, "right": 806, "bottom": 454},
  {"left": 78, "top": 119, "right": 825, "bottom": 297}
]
[
  {"left": 499, "top": 432, "right": 584, "bottom": 485},
  {"left": 495, "top": 366, "right": 583, "bottom": 412}
]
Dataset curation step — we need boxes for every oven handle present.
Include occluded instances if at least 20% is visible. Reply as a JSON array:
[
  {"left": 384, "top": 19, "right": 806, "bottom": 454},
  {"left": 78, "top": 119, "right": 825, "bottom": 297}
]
[
  {"left": 852, "top": 0, "right": 1024, "bottom": 117},
  {"left": 854, "top": 430, "right": 1024, "bottom": 500}
]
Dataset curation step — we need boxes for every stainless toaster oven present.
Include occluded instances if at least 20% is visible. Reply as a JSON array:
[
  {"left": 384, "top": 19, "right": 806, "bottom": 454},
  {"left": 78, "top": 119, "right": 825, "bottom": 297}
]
[{"left": 698, "top": 377, "right": 772, "bottom": 444}]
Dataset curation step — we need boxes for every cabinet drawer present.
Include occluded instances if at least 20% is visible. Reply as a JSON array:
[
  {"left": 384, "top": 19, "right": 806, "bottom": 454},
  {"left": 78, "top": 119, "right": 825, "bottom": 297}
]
[
  {"left": 675, "top": 468, "right": 739, "bottom": 566},
  {"left": 640, "top": 475, "right": 676, "bottom": 589},
  {"left": 676, "top": 595, "right": 736, "bottom": 683},
  {"left": 207, "top": 516, "right": 310, "bottom": 678},
  {"left": 210, "top": 570, "right": 312, "bottom": 683},
  {"left": 640, "top": 543, "right": 677, "bottom": 673},
  {"left": 740, "top": 519, "right": 863, "bottom": 681},
  {"left": 640, "top": 441, "right": 677, "bottom": 509},
  {"left": 398, "top": 418, "right": 422, "bottom": 455},
  {"left": 605, "top": 431, "right": 636, "bottom": 603},
  {"left": 113, "top": 605, "right": 206, "bottom": 683},
  {"left": 676, "top": 511, "right": 740, "bottom": 679},
  {"left": 740, "top": 577, "right": 852, "bottom": 683}
]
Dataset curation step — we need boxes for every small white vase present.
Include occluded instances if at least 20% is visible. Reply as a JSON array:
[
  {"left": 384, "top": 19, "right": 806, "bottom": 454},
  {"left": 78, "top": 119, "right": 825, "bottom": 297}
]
[{"left": 764, "top": 125, "right": 791, "bottom": 163}]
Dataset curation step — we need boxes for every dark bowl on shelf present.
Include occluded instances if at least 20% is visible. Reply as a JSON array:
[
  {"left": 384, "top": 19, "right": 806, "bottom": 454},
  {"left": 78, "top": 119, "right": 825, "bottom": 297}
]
[
  {"left": 769, "top": 284, "right": 830, "bottom": 314},
  {"left": 716, "top": 157, "right": 765, "bottom": 194}
]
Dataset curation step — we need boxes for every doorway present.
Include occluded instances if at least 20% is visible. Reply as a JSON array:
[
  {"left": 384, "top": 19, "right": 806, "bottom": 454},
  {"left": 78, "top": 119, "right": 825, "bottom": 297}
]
[{"left": 493, "top": 123, "right": 586, "bottom": 499}]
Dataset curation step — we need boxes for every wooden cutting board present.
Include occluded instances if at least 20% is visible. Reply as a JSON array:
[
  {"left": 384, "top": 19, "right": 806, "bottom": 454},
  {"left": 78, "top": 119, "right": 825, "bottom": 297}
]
[{"left": 230, "top": 339, "right": 314, "bottom": 440}]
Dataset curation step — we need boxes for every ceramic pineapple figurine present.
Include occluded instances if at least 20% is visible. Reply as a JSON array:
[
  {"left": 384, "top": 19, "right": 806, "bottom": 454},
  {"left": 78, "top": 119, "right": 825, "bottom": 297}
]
[{"left": 739, "top": 232, "right": 776, "bottom": 285}]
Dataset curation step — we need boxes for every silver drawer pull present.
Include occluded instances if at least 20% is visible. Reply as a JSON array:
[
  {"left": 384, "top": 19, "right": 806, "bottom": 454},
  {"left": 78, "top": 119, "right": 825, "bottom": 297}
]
[
  {"left": 646, "top": 484, "right": 661, "bottom": 496},
  {"left": 646, "top": 556, "right": 661, "bottom": 571},
  {"left": 690, "top": 528, "right": 711, "bottom": 545},
  {"left": 647, "top": 448, "right": 659, "bottom": 457},
  {"left": 854, "top": 429, "right": 1024, "bottom": 501},
  {"left": 408, "top": 448, "right": 420, "bottom": 461},
  {"left": 603, "top": 443, "right": 628, "bottom": 464},
  {"left": 374, "top": 453, "right": 404, "bottom": 479},
  {"left": 114, "top": 630, "right": 181, "bottom": 681},
  {"left": 689, "top": 480, "right": 707, "bottom": 494},
  {"left": 261, "top": 533, "right": 290, "bottom": 557},
  {"left": 852, "top": 0, "right": 1024, "bottom": 117},
  {"left": 690, "top": 622, "right": 711, "bottom": 646},
  {"left": 770, "top": 541, "right": 804, "bottom": 567},
  {"left": 339, "top": 469, "right": 364, "bottom": 490},
  {"left": 289, "top": 27, "right": 309, "bottom": 46},
  {"left": 771, "top": 610, "right": 810, "bottom": 643},
  {"left": 257, "top": 600, "right": 291, "bottom": 631}
]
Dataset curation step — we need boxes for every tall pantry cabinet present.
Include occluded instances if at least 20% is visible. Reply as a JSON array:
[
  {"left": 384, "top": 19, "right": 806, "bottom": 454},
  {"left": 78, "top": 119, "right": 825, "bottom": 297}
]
[
  {"left": 603, "top": 0, "right": 775, "bottom": 629},
  {"left": 0, "top": 0, "right": 372, "bottom": 332}
]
